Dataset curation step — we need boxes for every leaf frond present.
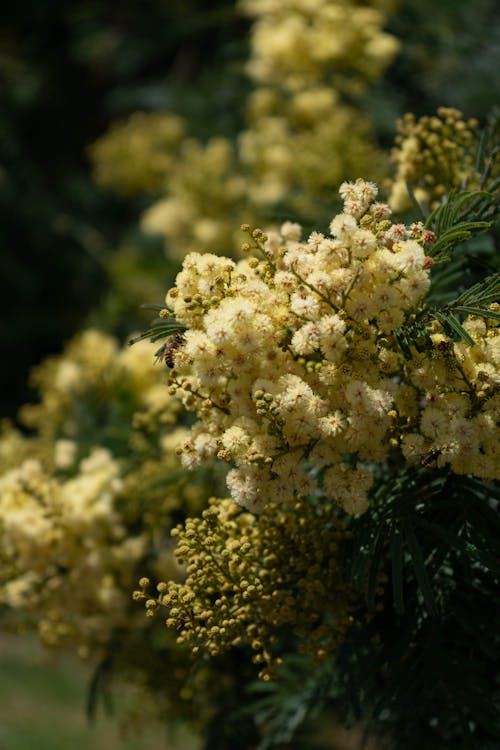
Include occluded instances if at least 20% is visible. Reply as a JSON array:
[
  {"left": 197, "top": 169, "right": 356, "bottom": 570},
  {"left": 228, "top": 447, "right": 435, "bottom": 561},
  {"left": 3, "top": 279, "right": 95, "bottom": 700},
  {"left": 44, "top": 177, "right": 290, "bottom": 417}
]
[
  {"left": 394, "top": 270, "right": 499, "bottom": 356},
  {"left": 128, "top": 319, "right": 186, "bottom": 347}
]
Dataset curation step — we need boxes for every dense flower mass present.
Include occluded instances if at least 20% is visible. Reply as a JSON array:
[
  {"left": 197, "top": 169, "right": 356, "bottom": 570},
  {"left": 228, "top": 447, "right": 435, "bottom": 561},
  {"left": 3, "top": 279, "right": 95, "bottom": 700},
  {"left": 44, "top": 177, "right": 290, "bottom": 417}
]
[
  {"left": 402, "top": 316, "right": 500, "bottom": 479},
  {"left": 4, "top": 0, "right": 500, "bottom": 739},
  {"left": 0, "top": 448, "right": 142, "bottom": 656},
  {"left": 89, "top": 112, "right": 186, "bottom": 196},
  {"left": 238, "top": 0, "right": 398, "bottom": 213},
  {"left": 89, "top": 0, "right": 398, "bottom": 257},
  {"left": 240, "top": 86, "right": 388, "bottom": 214},
  {"left": 164, "top": 179, "right": 499, "bottom": 514},
  {"left": 17, "top": 329, "right": 181, "bottom": 451},
  {"left": 140, "top": 136, "right": 250, "bottom": 259},
  {"left": 241, "top": 0, "right": 399, "bottom": 93},
  {"left": 0, "top": 330, "right": 218, "bottom": 659}
]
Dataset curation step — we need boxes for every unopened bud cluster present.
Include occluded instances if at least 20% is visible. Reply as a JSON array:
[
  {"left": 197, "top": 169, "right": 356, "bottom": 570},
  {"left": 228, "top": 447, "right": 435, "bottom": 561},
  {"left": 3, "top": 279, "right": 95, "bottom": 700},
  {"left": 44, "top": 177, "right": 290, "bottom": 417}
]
[
  {"left": 136, "top": 497, "right": 357, "bottom": 679},
  {"left": 388, "top": 107, "right": 479, "bottom": 211}
]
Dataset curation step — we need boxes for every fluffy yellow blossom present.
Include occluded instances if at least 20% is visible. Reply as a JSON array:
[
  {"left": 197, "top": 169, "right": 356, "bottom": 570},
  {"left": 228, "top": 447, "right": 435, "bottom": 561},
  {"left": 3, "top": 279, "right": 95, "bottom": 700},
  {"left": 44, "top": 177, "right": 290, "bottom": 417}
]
[
  {"left": 90, "top": 0, "right": 399, "bottom": 256},
  {"left": 164, "top": 179, "right": 499, "bottom": 515},
  {"left": 162, "top": 180, "right": 431, "bottom": 514},
  {"left": 0, "top": 329, "right": 220, "bottom": 662},
  {"left": 141, "top": 136, "right": 250, "bottom": 259},
  {"left": 89, "top": 112, "right": 186, "bottom": 195},
  {"left": 402, "top": 317, "right": 500, "bottom": 480},
  {"left": 241, "top": 88, "right": 389, "bottom": 217},
  {"left": 0, "top": 450, "right": 143, "bottom": 654},
  {"left": 241, "top": 0, "right": 399, "bottom": 93},
  {"left": 19, "top": 330, "right": 181, "bottom": 445},
  {"left": 239, "top": 0, "right": 398, "bottom": 214}
]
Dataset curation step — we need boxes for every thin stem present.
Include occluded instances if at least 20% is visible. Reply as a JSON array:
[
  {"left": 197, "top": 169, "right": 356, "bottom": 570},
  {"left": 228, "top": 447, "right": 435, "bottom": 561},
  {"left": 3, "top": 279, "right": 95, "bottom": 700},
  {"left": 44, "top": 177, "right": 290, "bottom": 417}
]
[
  {"left": 171, "top": 378, "right": 231, "bottom": 415},
  {"left": 341, "top": 269, "right": 361, "bottom": 307},
  {"left": 291, "top": 268, "right": 339, "bottom": 312}
]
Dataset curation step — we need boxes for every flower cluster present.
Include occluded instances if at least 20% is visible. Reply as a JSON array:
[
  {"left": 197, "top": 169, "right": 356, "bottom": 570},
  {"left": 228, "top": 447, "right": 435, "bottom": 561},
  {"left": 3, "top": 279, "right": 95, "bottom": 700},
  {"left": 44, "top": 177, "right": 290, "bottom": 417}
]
[
  {"left": 240, "top": 86, "right": 388, "bottom": 216},
  {"left": 388, "top": 107, "right": 479, "bottom": 211},
  {"left": 0, "top": 448, "right": 142, "bottom": 656},
  {"left": 242, "top": 0, "right": 399, "bottom": 94},
  {"left": 90, "top": 115, "right": 250, "bottom": 258},
  {"left": 402, "top": 315, "right": 500, "bottom": 480},
  {"left": 18, "top": 329, "right": 181, "bottom": 450},
  {"left": 164, "top": 178, "right": 499, "bottom": 515},
  {"left": 135, "top": 496, "right": 357, "bottom": 679},
  {"left": 89, "top": 112, "right": 185, "bottom": 196},
  {"left": 89, "top": 0, "right": 398, "bottom": 256},
  {"left": 237, "top": 0, "right": 398, "bottom": 216},
  {"left": 141, "top": 137, "right": 250, "bottom": 259},
  {"left": 0, "top": 329, "right": 218, "bottom": 660}
]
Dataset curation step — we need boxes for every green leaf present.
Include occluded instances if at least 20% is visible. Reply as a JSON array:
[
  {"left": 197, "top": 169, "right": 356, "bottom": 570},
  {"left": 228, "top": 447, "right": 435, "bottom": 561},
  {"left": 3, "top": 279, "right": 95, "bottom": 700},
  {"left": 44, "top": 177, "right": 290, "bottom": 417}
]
[
  {"left": 464, "top": 499, "right": 500, "bottom": 557},
  {"left": 431, "top": 310, "right": 475, "bottom": 344},
  {"left": 429, "top": 222, "right": 491, "bottom": 258},
  {"left": 390, "top": 527, "right": 405, "bottom": 615},
  {"left": 424, "top": 185, "right": 497, "bottom": 261},
  {"left": 405, "top": 180, "right": 428, "bottom": 221},
  {"left": 401, "top": 520, "right": 437, "bottom": 615},
  {"left": 464, "top": 475, "right": 500, "bottom": 503},
  {"left": 449, "top": 191, "right": 493, "bottom": 223},
  {"left": 139, "top": 303, "right": 168, "bottom": 311},
  {"left": 455, "top": 272, "right": 500, "bottom": 305},
  {"left": 429, "top": 265, "right": 467, "bottom": 296},
  {"left": 128, "top": 321, "right": 186, "bottom": 346},
  {"left": 86, "top": 658, "right": 113, "bottom": 721},
  {"left": 413, "top": 516, "right": 468, "bottom": 555},
  {"left": 366, "top": 528, "right": 387, "bottom": 613},
  {"left": 453, "top": 305, "right": 500, "bottom": 320},
  {"left": 393, "top": 327, "right": 413, "bottom": 359}
]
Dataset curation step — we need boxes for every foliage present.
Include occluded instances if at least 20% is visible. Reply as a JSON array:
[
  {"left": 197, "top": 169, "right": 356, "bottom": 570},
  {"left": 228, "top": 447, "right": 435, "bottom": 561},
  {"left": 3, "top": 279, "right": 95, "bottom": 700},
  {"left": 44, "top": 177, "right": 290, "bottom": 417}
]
[
  {"left": 0, "top": 0, "right": 249, "bottom": 417},
  {"left": 393, "top": 115, "right": 500, "bottom": 357}
]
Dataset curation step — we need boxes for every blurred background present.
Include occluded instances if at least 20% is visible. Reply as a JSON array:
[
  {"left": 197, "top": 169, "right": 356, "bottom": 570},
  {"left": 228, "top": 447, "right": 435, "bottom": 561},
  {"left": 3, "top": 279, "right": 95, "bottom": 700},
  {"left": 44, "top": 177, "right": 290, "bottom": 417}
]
[{"left": 0, "top": 0, "right": 250, "bottom": 417}]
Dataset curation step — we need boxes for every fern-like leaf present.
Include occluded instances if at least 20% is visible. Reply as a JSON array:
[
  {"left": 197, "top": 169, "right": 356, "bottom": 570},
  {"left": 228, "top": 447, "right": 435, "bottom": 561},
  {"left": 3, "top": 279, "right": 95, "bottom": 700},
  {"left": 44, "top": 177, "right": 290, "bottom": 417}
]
[
  {"left": 394, "top": 271, "right": 499, "bottom": 357},
  {"left": 425, "top": 190, "right": 495, "bottom": 260},
  {"left": 476, "top": 108, "right": 500, "bottom": 190},
  {"left": 128, "top": 319, "right": 186, "bottom": 346}
]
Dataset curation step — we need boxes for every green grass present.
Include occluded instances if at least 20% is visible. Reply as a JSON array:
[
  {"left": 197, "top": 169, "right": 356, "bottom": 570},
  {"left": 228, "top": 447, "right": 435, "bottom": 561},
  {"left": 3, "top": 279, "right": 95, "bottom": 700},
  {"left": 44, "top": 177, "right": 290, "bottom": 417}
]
[{"left": 0, "top": 634, "right": 198, "bottom": 750}]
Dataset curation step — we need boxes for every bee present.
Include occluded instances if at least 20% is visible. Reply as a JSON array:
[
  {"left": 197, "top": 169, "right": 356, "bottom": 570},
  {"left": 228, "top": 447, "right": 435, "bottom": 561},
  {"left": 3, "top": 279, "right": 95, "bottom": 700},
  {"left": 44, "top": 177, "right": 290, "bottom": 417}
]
[
  {"left": 155, "top": 332, "right": 185, "bottom": 369},
  {"left": 420, "top": 447, "right": 443, "bottom": 468}
]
